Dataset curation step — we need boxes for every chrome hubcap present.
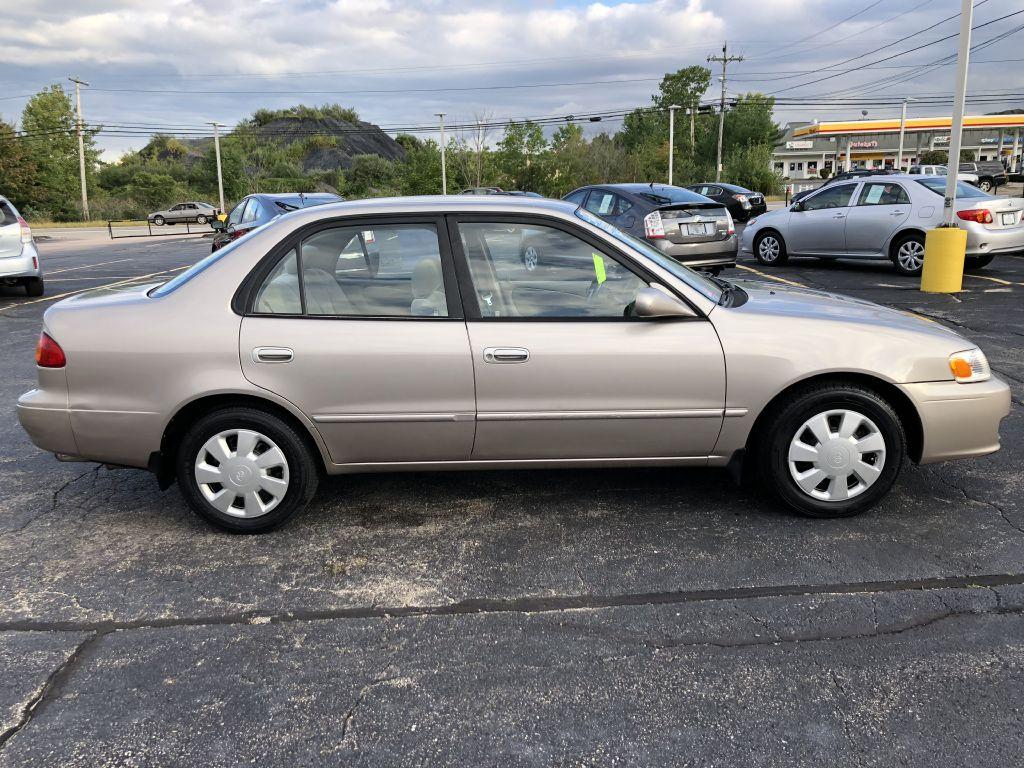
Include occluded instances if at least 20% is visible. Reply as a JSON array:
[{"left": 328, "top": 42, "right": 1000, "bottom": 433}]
[
  {"left": 194, "top": 429, "right": 290, "bottom": 518},
  {"left": 788, "top": 409, "right": 886, "bottom": 502},
  {"left": 523, "top": 246, "right": 539, "bottom": 271},
  {"left": 897, "top": 240, "right": 924, "bottom": 271},
  {"left": 758, "top": 236, "right": 780, "bottom": 262}
]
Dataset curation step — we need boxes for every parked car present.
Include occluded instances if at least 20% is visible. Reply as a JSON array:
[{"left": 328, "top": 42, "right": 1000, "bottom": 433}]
[
  {"left": 741, "top": 174, "right": 1024, "bottom": 275},
  {"left": 909, "top": 164, "right": 979, "bottom": 186},
  {"left": 0, "top": 195, "right": 43, "bottom": 296},
  {"left": 17, "top": 196, "right": 1010, "bottom": 532},
  {"left": 790, "top": 169, "right": 893, "bottom": 204},
  {"left": 211, "top": 193, "right": 342, "bottom": 252},
  {"left": 148, "top": 201, "right": 218, "bottom": 226},
  {"left": 684, "top": 182, "right": 767, "bottom": 222},
  {"left": 563, "top": 184, "right": 736, "bottom": 273},
  {"left": 958, "top": 161, "right": 1008, "bottom": 192},
  {"left": 460, "top": 188, "right": 543, "bottom": 197}
]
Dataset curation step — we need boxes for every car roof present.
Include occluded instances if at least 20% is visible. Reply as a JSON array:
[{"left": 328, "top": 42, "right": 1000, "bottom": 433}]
[
  {"left": 597, "top": 183, "right": 689, "bottom": 193},
  {"left": 251, "top": 192, "right": 342, "bottom": 201},
  {"left": 261, "top": 195, "right": 579, "bottom": 224}
]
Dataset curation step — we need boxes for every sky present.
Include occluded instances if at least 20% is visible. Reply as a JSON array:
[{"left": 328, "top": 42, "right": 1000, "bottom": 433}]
[{"left": 2, "top": 0, "right": 1022, "bottom": 160}]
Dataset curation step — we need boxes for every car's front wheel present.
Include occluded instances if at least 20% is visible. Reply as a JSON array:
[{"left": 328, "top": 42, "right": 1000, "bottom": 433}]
[
  {"left": 152, "top": 215, "right": 164, "bottom": 226},
  {"left": 757, "top": 383, "right": 906, "bottom": 518},
  {"left": 891, "top": 233, "right": 925, "bottom": 276},
  {"left": 176, "top": 407, "right": 319, "bottom": 533},
  {"left": 978, "top": 179, "right": 993, "bottom": 192},
  {"left": 754, "top": 231, "right": 788, "bottom": 266}
]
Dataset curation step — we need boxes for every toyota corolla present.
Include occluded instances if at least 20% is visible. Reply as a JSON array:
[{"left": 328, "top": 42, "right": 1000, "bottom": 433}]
[{"left": 17, "top": 197, "right": 1010, "bottom": 532}]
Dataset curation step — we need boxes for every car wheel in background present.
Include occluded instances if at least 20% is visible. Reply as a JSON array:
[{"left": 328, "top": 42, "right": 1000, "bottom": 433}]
[
  {"left": 152, "top": 215, "right": 165, "bottom": 226},
  {"left": 891, "top": 233, "right": 925, "bottom": 276},
  {"left": 521, "top": 240, "right": 542, "bottom": 271},
  {"left": 196, "top": 214, "right": 208, "bottom": 225},
  {"left": 754, "top": 231, "right": 788, "bottom": 266},
  {"left": 175, "top": 407, "right": 319, "bottom": 533},
  {"left": 964, "top": 253, "right": 995, "bottom": 271},
  {"left": 978, "top": 179, "right": 993, "bottom": 192},
  {"left": 24, "top": 277, "right": 44, "bottom": 297},
  {"left": 757, "top": 382, "right": 906, "bottom": 518}
]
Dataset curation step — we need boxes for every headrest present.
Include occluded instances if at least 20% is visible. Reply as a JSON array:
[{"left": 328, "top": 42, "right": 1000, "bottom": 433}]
[
  {"left": 301, "top": 241, "right": 340, "bottom": 274},
  {"left": 412, "top": 258, "right": 443, "bottom": 298}
]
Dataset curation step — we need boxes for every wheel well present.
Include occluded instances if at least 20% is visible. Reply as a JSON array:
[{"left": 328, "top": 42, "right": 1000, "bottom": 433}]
[
  {"left": 888, "top": 228, "right": 926, "bottom": 258},
  {"left": 742, "top": 372, "right": 924, "bottom": 474},
  {"left": 149, "top": 393, "right": 325, "bottom": 489}
]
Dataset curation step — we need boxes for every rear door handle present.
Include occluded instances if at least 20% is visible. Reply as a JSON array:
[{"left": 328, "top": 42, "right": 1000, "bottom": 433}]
[
  {"left": 483, "top": 347, "right": 529, "bottom": 364},
  {"left": 253, "top": 347, "right": 293, "bottom": 363},
  {"left": 890, "top": 211, "right": 906, "bottom": 216},
  {"left": 833, "top": 213, "right": 846, "bottom": 218}
]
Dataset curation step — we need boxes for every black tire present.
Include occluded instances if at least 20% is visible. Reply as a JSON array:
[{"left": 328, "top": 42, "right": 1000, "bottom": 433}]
[
  {"left": 756, "top": 383, "right": 906, "bottom": 518},
  {"left": 978, "top": 179, "right": 993, "bottom": 193},
  {"left": 754, "top": 230, "right": 788, "bottom": 266},
  {"left": 521, "top": 239, "right": 542, "bottom": 271},
  {"left": 964, "top": 253, "right": 995, "bottom": 271},
  {"left": 890, "top": 232, "right": 926, "bottom": 276},
  {"left": 196, "top": 214, "right": 208, "bottom": 225},
  {"left": 175, "top": 407, "right": 319, "bottom": 533},
  {"left": 24, "top": 277, "right": 44, "bottom": 297},
  {"left": 152, "top": 215, "right": 165, "bottom": 226}
]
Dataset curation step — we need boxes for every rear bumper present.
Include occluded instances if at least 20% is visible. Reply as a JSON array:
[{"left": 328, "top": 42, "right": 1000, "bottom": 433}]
[
  {"left": 17, "top": 383, "right": 80, "bottom": 458},
  {"left": 0, "top": 242, "right": 41, "bottom": 279},
  {"left": 964, "top": 224, "right": 1024, "bottom": 256},
  {"left": 901, "top": 377, "right": 1011, "bottom": 463},
  {"left": 651, "top": 234, "right": 738, "bottom": 267}
]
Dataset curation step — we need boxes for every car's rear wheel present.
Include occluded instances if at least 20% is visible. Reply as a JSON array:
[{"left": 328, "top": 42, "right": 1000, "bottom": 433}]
[
  {"left": 24, "top": 277, "right": 44, "bottom": 297},
  {"left": 891, "top": 233, "right": 925, "bottom": 276},
  {"left": 196, "top": 214, "right": 208, "bottom": 225},
  {"left": 757, "top": 383, "right": 906, "bottom": 518},
  {"left": 964, "top": 253, "right": 995, "bottom": 271},
  {"left": 754, "top": 231, "right": 788, "bottom": 266},
  {"left": 176, "top": 407, "right": 319, "bottom": 533},
  {"left": 978, "top": 179, "right": 993, "bottom": 192},
  {"left": 152, "top": 215, "right": 164, "bottom": 226}
]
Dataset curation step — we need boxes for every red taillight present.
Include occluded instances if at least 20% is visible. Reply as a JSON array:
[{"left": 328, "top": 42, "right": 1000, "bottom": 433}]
[
  {"left": 17, "top": 216, "right": 32, "bottom": 244},
  {"left": 644, "top": 210, "right": 665, "bottom": 239},
  {"left": 956, "top": 208, "right": 993, "bottom": 224},
  {"left": 230, "top": 227, "right": 249, "bottom": 241},
  {"left": 35, "top": 332, "right": 66, "bottom": 368}
]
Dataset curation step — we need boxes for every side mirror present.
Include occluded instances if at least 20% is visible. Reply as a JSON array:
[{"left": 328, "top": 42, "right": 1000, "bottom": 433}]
[
  {"left": 791, "top": 200, "right": 804, "bottom": 212},
  {"left": 632, "top": 286, "right": 697, "bottom": 319},
  {"left": 210, "top": 219, "right": 226, "bottom": 231}
]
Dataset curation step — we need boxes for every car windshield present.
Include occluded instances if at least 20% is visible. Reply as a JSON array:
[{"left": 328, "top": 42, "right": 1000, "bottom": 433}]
[
  {"left": 635, "top": 186, "right": 709, "bottom": 206},
  {"left": 916, "top": 178, "right": 991, "bottom": 199},
  {"left": 574, "top": 208, "right": 722, "bottom": 302}
]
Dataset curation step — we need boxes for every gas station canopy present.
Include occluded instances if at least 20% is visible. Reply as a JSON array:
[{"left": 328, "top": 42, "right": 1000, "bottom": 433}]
[{"left": 794, "top": 114, "right": 1024, "bottom": 138}]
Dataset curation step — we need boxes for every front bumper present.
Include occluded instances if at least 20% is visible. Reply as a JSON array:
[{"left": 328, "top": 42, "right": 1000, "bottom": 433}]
[
  {"left": 901, "top": 377, "right": 1011, "bottom": 463},
  {"left": 652, "top": 234, "right": 738, "bottom": 267},
  {"left": 0, "top": 242, "right": 42, "bottom": 280}
]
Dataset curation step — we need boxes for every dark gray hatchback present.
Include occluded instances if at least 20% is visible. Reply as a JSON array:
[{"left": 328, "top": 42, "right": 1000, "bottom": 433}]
[{"left": 562, "top": 184, "right": 737, "bottom": 272}]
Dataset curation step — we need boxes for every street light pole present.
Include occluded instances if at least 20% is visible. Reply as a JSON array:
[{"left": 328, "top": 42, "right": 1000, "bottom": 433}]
[
  {"left": 68, "top": 76, "right": 90, "bottom": 221},
  {"left": 208, "top": 122, "right": 225, "bottom": 214},
  {"left": 943, "top": 0, "right": 974, "bottom": 225},
  {"left": 896, "top": 98, "right": 915, "bottom": 172},
  {"left": 436, "top": 113, "right": 447, "bottom": 194},
  {"left": 667, "top": 105, "right": 680, "bottom": 185}
]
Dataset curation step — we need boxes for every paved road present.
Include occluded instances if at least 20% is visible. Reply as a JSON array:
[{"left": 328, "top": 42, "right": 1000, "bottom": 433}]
[{"left": 1, "top": 229, "right": 1023, "bottom": 765}]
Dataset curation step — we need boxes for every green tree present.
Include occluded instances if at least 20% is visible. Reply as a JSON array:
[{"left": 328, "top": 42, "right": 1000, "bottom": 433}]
[
  {"left": 723, "top": 143, "right": 782, "bottom": 194},
  {"left": 919, "top": 148, "right": 974, "bottom": 165},
  {"left": 344, "top": 154, "right": 400, "bottom": 197},
  {"left": 395, "top": 135, "right": 442, "bottom": 194},
  {"left": 0, "top": 119, "right": 39, "bottom": 211},
  {"left": 127, "top": 171, "right": 179, "bottom": 209},
  {"left": 496, "top": 121, "right": 547, "bottom": 191},
  {"left": 20, "top": 85, "right": 100, "bottom": 220}
]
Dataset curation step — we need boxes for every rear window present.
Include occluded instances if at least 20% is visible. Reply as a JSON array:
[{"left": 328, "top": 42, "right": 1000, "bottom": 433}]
[
  {"left": 0, "top": 201, "right": 18, "bottom": 226},
  {"left": 916, "top": 178, "right": 991, "bottom": 199},
  {"left": 635, "top": 187, "right": 710, "bottom": 206}
]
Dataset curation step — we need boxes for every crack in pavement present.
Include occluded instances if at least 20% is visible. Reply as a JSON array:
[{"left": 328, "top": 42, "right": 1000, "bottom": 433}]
[
  {"left": 927, "top": 469, "right": 1024, "bottom": 538},
  {"left": 0, "top": 572, "right": 1021, "bottom": 635}
]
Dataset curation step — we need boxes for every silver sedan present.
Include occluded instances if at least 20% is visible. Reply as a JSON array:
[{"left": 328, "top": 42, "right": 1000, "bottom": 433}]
[
  {"left": 741, "top": 174, "right": 1024, "bottom": 275},
  {"left": 17, "top": 196, "right": 1010, "bottom": 532}
]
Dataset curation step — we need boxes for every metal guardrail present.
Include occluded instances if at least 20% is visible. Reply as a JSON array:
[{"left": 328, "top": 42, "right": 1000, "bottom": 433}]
[{"left": 107, "top": 219, "right": 215, "bottom": 240}]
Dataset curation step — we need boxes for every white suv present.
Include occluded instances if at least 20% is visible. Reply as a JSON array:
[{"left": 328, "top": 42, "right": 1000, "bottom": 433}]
[{"left": 910, "top": 164, "right": 980, "bottom": 186}]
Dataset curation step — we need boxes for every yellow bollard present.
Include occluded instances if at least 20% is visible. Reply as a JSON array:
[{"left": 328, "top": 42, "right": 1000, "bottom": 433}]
[{"left": 920, "top": 226, "right": 967, "bottom": 293}]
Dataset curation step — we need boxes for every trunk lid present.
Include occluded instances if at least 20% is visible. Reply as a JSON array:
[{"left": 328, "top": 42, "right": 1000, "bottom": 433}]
[{"left": 657, "top": 202, "right": 732, "bottom": 244}]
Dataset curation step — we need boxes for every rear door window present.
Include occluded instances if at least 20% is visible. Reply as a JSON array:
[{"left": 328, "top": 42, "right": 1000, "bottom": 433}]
[
  {"left": 857, "top": 183, "right": 910, "bottom": 206},
  {"left": 584, "top": 191, "right": 617, "bottom": 217}
]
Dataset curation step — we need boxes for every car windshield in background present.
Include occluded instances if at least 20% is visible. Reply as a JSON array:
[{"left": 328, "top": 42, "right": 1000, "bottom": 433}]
[
  {"left": 916, "top": 178, "right": 991, "bottom": 199},
  {"left": 635, "top": 187, "right": 709, "bottom": 206},
  {"left": 574, "top": 208, "right": 722, "bottom": 302}
]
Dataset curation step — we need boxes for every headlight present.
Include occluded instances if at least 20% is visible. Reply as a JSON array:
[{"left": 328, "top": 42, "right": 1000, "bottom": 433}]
[{"left": 948, "top": 348, "right": 990, "bottom": 383}]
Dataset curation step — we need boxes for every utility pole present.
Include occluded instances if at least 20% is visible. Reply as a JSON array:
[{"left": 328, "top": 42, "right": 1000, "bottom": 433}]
[
  {"left": 68, "top": 76, "right": 90, "bottom": 221},
  {"left": 689, "top": 104, "right": 696, "bottom": 154},
  {"left": 436, "top": 113, "right": 447, "bottom": 194},
  {"left": 943, "top": 0, "right": 973, "bottom": 225},
  {"left": 667, "top": 105, "right": 680, "bottom": 185},
  {"left": 896, "top": 98, "right": 916, "bottom": 172},
  {"left": 707, "top": 43, "right": 743, "bottom": 182},
  {"left": 208, "top": 122, "right": 226, "bottom": 214}
]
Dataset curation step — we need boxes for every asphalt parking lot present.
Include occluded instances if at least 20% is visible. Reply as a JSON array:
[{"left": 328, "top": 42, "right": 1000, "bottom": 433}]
[{"left": 1, "top": 227, "right": 1023, "bottom": 766}]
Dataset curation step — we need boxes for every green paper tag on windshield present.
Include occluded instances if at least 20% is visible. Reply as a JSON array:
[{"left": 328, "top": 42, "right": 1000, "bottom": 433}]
[{"left": 592, "top": 253, "right": 607, "bottom": 284}]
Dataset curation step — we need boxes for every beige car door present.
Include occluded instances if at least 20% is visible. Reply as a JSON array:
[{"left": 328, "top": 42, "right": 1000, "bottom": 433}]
[
  {"left": 451, "top": 216, "right": 726, "bottom": 462},
  {"left": 238, "top": 217, "right": 475, "bottom": 466}
]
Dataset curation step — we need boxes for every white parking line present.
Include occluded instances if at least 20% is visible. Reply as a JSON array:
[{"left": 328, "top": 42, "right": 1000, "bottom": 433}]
[
  {"left": 735, "top": 264, "right": 807, "bottom": 288},
  {"left": 44, "top": 258, "right": 134, "bottom": 275}
]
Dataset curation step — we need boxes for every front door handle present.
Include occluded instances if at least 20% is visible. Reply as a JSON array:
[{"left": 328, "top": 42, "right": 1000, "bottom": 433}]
[
  {"left": 832, "top": 213, "right": 846, "bottom": 218},
  {"left": 253, "top": 346, "right": 294, "bottom": 363},
  {"left": 483, "top": 347, "right": 530, "bottom": 364},
  {"left": 890, "top": 210, "right": 905, "bottom": 216}
]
